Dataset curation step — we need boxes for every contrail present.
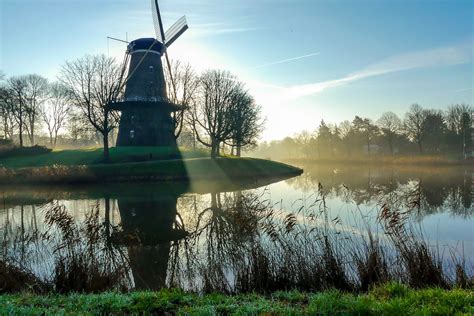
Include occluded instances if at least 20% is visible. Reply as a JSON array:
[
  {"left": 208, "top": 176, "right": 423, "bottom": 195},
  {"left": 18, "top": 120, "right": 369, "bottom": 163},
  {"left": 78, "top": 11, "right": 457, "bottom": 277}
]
[
  {"left": 453, "top": 87, "right": 473, "bottom": 92},
  {"left": 253, "top": 52, "right": 320, "bottom": 69}
]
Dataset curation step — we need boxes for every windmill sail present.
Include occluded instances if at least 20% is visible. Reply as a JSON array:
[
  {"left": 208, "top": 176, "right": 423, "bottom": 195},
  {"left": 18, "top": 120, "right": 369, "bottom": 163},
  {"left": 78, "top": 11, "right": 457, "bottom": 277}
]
[
  {"left": 151, "top": 0, "right": 164, "bottom": 43},
  {"left": 165, "top": 16, "right": 188, "bottom": 47}
]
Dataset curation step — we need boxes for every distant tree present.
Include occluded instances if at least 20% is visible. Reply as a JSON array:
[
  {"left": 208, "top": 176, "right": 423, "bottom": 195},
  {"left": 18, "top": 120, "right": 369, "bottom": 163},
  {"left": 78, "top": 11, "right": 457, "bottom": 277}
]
[
  {"left": 377, "top": 111, "right": 402, "bottom": 155},
  {"left": 461, "top": 111, "right": 472, "bottom": 158},
  {"left": 338, "top": 120, "right": 354, "bottom": 157},
  {"left": 39, "top": 82, "right": 71, "bottom": 148},
  {"left": 294, "top": 130, "right": 312, "bottom": 158},
  {"left": 226, "top": 88, "right": 263, "bottom": 156},
  {"left": 164, "top": 60, "right": 199, "bottom": 138},
  {"left": 352, "top": 116, "right": 379, "bottom": 155},
  {"left": 177, "top": 126, "right": 197, "bottom": 149},
  {"left": 422, "top": 110, "right": 446, "bottom": 153},
  {"left": 23, "top": 74, "right": 49, "bottom": 145},
  {"left": 404, "top": 104, "right": 427, "bottom": 153},
  {"left": 190, "top": 70, "right": 242, "bottom": 158},
  {"left": 66, "top": 110, "right": 97, "bottom": 145},
  {"left": 445, "top": 104, "right": 473, "bottom": 155},
  {"left": 316, "top": 120, "right": 334, "bottom": 157},
  {"left": 60, "top": 54, "right": 124, "bottom": 161},
  {"left": 281, "top": 136, "right": 298, "bottom": 158}
]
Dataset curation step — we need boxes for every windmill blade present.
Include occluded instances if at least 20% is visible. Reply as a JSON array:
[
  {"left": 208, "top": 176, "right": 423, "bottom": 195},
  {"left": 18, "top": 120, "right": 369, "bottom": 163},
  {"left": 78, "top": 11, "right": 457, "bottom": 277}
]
[
  {"left": 164, "top": 16, "right": 188, "bottom": 48},
  {"left": 151, "top": 0, "right": 165, "bottom": 43}
]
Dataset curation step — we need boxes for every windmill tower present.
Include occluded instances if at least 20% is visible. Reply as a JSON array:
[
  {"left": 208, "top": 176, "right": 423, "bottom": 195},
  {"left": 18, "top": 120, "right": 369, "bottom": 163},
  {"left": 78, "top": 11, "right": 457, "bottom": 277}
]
[{"left": 110, "top": 0, "right": 188, "bottom": 147}]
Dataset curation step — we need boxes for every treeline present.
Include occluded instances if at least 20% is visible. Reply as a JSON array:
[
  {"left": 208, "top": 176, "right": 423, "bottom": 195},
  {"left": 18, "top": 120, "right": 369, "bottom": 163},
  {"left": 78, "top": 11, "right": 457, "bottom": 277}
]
[
  {"left": 0, "top": 55, "right": 263, "bottom": 160},
  {"left": 253, "top": 104, "right": 472, "bottom": 160}
]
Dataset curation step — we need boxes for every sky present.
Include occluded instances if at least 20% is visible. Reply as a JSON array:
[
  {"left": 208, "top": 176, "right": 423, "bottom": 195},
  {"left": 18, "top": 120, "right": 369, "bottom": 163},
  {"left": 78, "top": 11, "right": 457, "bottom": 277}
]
[{"left": 1, "top": 0, "right": 473, "bottom": 141}]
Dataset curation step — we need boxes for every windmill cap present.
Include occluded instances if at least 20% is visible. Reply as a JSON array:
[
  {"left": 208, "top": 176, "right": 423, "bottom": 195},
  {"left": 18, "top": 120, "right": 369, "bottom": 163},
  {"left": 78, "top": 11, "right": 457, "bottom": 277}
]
[{"left": 127, "top": 38, "right": 164, "bottom": 54}]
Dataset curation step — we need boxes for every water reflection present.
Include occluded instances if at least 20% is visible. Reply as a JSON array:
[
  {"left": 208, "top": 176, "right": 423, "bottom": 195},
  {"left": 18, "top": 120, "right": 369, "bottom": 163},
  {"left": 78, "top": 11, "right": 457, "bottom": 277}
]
[
  {"left": 286, "top": 164, "right": 472, "bottom": 216},
  {"left": 115, "top": 191, "right": 186, "bottom": 290},
  {"left": 0, "top": 167, "right": 472, "bottom": 293}
]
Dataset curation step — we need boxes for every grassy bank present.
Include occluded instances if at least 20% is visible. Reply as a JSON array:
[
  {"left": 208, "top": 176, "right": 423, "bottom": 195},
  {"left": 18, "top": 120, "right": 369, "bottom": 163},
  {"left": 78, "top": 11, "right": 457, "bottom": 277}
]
[
  {"left": 1, "top": 284, "right": 472, "bottom": 315},
  {"left": 284, "top": 155, "right": 473, "bottom": 167},
  {"left": 0, "top": 146, "right": 207, "bottom": 168},
  {"left": 0, "top": 147, "right": 302, "bottom": 184}
]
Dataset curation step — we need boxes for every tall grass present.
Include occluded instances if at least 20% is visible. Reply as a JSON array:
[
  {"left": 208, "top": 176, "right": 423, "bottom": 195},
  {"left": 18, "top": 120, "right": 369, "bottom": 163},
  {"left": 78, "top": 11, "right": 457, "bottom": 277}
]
[{"left": 1, "top": 184, "right": 472, "bottom": 294}]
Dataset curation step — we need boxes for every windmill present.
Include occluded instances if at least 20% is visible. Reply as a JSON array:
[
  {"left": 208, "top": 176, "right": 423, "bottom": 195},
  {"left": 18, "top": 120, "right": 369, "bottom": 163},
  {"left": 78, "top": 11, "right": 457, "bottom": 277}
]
[{"left": 110, "top": 0, "right": 188, "bottom": 147}]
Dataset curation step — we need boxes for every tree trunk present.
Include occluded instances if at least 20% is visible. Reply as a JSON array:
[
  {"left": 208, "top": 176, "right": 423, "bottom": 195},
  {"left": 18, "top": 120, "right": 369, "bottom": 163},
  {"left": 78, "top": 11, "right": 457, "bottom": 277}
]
[
  {"left": 210, "top": 136, "right": 220, "bottom": 159},
  {"left": 418, "top": 141, "right": 423, "bottom": 153},
  {"left": 103, "top": 132, "right": 110, "bottom": 162},
  {"left": 211, "top": 144, "right": 217, "bottom": 159},
  {"left": 29, "top": 131, "right": 34, "bottom": 146},
  {"left": 236, "top": 144, "right": 241, "bottom": 157},
  {"left": 3, "top": 117, "right": 8, "bottom": 139},
  {"left": 18, "top": 120, "right": 23, "bottom": 147}
]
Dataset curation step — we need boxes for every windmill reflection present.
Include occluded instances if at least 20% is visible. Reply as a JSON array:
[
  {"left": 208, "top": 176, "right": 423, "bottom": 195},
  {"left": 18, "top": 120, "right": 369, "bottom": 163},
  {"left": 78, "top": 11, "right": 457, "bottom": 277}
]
[{"left": 114, "top": 192, "right": 187, "bottom": 290}]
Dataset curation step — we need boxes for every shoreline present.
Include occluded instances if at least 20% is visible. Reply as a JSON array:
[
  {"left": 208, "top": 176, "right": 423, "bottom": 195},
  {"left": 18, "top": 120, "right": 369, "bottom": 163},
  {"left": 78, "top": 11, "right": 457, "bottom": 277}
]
[
  {"left": 0, "top": 157, "right": 303, "bottom": 185},
  {"left": 282, "top": 156, "right": 474, "bottom": 168}
]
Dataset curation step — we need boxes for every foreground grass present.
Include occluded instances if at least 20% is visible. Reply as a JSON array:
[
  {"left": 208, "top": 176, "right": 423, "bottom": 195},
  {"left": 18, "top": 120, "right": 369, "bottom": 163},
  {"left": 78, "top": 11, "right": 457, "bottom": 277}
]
[{"left": 1, "top": 284, "right": 472, "bottom": 315}]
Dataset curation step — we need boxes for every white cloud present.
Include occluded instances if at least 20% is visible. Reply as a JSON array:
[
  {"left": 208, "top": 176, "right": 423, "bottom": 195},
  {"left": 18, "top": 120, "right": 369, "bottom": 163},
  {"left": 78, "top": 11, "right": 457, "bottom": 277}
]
[{"left": 284, "top": 41, "right": 473, "bottom": 98}]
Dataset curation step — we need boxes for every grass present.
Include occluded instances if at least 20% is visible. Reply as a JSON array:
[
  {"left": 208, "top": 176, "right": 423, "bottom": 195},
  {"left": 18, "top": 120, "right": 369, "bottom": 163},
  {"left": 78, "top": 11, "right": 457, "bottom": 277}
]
[
  {"left": 1, "top": 283, "right": 472, "bottom": 315},
  {"left": 0, "top": 146, "right": 302, "bottom": 184},
  {"left": 0, "top": 146, "right": 207, "bottom": 168}
]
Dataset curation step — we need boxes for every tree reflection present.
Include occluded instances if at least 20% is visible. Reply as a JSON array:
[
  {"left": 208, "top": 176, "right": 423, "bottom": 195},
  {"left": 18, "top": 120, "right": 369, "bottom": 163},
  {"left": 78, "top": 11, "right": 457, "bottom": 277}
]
[{"left": 287, "top": 164, "right": 472, "bottom": 217}]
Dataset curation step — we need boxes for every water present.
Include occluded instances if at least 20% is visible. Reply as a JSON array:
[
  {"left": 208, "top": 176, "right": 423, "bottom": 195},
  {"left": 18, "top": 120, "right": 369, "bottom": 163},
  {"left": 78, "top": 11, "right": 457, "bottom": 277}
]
[{"left": 1, "top": 162, "right": 472, "bottom": 292}]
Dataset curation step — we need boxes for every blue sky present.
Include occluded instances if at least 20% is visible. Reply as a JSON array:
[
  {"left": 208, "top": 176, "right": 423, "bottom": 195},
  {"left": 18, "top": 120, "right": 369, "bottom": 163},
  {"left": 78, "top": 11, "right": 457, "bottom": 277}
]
[{"left": 1, "top": 0, "right": 472, "bottom": 140}]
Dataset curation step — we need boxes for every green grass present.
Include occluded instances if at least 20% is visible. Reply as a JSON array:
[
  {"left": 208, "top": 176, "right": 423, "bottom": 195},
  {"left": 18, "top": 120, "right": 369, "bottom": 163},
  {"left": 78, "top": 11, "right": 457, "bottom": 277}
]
[
  {"left": 0, "top": 147, "right": 303, "bottom": 184},
  {"left": 1, "top": 283, "right": 472, "bottom": 315},
  {"left": 0, "top": 146, "right": 207, "bottom": 168}
]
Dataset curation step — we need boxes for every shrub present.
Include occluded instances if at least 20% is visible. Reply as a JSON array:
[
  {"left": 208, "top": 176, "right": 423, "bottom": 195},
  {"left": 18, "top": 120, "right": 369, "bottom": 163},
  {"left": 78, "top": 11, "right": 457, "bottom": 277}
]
[{"left": 0, "top": 145, "right": 51, "bottom": 158}]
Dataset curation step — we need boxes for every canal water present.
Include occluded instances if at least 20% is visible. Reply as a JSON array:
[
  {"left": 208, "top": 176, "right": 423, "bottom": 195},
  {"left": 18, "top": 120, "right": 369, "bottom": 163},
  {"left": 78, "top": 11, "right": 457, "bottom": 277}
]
[{"left": 1, "top": 162, "right": 472, "bottom": 292}]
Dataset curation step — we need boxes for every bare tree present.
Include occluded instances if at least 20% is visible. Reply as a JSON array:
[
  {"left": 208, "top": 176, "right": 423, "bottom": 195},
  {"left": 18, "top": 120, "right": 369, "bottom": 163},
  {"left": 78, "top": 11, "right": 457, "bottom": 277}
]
[
  {"left": 23, "top": 74, "right": 49, "bottom": 145},
  {"left": 226, "top": 88, "right": 263, "bottom": 156},
  {"left": 60, "top": 55, "right": 124, "bottom": 161},
  {"left": 445, "top": 104, "right": 472, "bottom": 133},
  {"left": 445, "top": 104, "right": 472, "bottom": 156},
  {"left": 404, "top": 104, "right": 427, "bottom": 153},
  {"left": 0, "top": 83, "right": 17, "bottom": 140},
  {"left": 377, "top": 111, "right": 402, "bottom": 155},
  {"left": 39, "top": 82, "right": 71, "bottom": 148},
  {"left": 190, "top": 70, "right": 242, "bottom": 158},
  {"left": 164, "top": 60, "right": 199, "bottom": 139},
  {"left": 6, "top": 76, "right": 28, "bottom": 146}
]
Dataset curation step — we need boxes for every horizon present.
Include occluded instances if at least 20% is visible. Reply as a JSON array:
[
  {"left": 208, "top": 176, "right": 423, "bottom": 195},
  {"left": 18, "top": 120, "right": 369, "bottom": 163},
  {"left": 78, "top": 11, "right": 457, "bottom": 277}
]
[{"left": 1, "top": 0, "right": 472, "bottom": 141}]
